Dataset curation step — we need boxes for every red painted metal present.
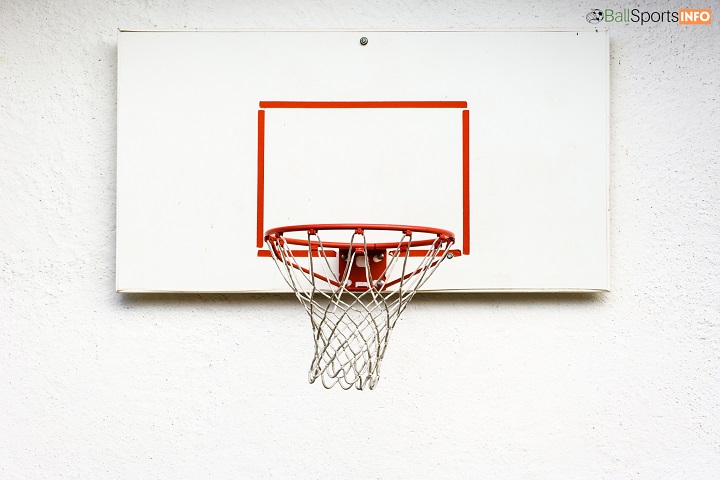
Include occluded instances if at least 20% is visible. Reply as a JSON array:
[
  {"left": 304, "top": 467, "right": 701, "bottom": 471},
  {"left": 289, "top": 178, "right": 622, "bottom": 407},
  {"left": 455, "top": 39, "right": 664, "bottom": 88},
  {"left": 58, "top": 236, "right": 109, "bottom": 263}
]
[
  {"left": 256, "top": 109, "right": 265, "bottom": 248},
  {"left": 259, "top": 101, "right": 467, "bottom": 109},
  {"left": 257, "top": 101, "right": 471, "bottom": 256},
  {"left": 462, "top": 109, "right": 470, "bottom": 255},
  {"left": 264, "top": 224, "right": 456, "bottom": 292},
  {"left": 257, "top": 249, "right": 337, "bottom": 258},
  {"left": 338, "top": 248, "right": 387, "bottom": 291},
  {"left": 264, "top": 224, "right": 455, "bottom": 250}
]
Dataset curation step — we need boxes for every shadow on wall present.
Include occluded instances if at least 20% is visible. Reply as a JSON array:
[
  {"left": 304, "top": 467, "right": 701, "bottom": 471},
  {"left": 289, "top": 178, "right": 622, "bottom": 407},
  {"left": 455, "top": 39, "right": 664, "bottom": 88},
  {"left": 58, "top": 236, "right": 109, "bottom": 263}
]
[{"left": 118, "top": 291, "right": 607, "bottom": 308}]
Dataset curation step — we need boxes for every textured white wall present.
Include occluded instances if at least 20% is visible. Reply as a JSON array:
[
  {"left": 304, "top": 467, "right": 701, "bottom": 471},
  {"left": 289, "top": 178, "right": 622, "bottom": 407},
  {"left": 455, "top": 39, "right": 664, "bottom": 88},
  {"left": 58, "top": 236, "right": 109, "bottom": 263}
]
[{"left": 1, "top": 1, "right": 718, "bottom": 479}]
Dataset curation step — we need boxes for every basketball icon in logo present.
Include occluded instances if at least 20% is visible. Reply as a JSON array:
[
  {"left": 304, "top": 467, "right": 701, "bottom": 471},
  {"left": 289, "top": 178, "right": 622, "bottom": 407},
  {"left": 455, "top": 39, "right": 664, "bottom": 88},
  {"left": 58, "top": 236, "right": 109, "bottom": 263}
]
[{"left": 586, "top": 9, "right": 604, "bottom": 23}]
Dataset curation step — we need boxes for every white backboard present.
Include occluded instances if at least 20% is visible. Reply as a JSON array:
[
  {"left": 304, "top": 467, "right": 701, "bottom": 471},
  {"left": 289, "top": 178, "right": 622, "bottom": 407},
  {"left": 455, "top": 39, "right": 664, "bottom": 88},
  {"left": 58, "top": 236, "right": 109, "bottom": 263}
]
[{"left": 116, "top": 30, "right": 609, "bottom": 292}]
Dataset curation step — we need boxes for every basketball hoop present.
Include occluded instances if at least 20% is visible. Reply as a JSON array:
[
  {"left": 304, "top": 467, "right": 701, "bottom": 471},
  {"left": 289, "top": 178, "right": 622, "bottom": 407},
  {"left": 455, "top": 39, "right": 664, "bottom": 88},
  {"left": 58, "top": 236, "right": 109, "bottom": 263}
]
[{"left": 264, "top": 224, "right": 456, "bottom": 390}]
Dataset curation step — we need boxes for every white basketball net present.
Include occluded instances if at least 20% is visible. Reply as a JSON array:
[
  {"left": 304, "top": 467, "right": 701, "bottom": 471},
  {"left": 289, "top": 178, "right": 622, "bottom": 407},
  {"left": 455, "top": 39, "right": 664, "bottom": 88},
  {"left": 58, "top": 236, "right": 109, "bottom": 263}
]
[{"left": 265, "top": 227, "right": 454, "bottom": 390}]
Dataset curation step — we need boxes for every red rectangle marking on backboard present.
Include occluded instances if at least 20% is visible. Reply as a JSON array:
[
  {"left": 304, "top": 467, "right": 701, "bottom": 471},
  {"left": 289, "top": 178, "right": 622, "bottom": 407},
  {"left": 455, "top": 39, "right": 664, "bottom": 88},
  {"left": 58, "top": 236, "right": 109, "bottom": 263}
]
[
  {"left": 257, "top": 249, "right": 338, "bottom": 258},
  {"left": 462, "top": 110, "right": 470, "bottom": 255},
  {"left": 258, "top": 101, "right": 471, "bottom": 256},
  {"left": 259, "top": 101, "right": 467, "bottom": 109},
  {"left": 257, "top": 110, "right": 265, "bottom": 248}
]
